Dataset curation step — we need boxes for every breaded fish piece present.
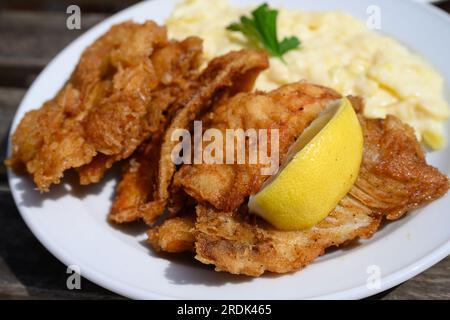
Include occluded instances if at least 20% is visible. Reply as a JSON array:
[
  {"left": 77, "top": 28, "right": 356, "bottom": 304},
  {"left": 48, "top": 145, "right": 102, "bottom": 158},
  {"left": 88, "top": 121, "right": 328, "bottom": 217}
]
[
  {"left": 173, "top": 82, "right": 341, "bottom": 212},
  {"left": 141, "top": 49, "right": 269, "bottom": 224},
  {"left": 192, "top": 115, "right": 448, "bottom": 276},
  {"left": 147, "top": 214, "right": 196, "bottom": 253},
  {"left": 110, "top": 49, "right": 269, "bottom": 224},
  {"left": 108, "top": 133, "right": 162, "bottom": 223},
  {"left": 194, "top": 201, "right": 380, "bottom": 276},
  {"left": 150, "top": 94, "right": 448, "bottom": 276},
  {"left": 78, "top": 36, "right": 203, "bottom": 184},
  {"left": 7, "top": 21, "right": 202, "bottom": 191},
  {"left": 353, "top": 115, "right": 449, "bottom": 220}
]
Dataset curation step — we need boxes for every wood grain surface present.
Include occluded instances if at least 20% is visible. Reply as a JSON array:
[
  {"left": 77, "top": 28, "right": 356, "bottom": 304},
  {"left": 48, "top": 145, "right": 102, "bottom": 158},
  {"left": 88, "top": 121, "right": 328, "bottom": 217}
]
[{"left": 0, "top": 0, "right": 449, "bottom": 300}]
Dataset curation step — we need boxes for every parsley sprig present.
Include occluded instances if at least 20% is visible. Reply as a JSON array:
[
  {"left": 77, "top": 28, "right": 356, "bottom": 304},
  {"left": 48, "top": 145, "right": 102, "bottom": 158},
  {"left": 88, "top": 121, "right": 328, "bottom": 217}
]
[{"left": 226, "top": 3, "right": 301, "bottom": 62}]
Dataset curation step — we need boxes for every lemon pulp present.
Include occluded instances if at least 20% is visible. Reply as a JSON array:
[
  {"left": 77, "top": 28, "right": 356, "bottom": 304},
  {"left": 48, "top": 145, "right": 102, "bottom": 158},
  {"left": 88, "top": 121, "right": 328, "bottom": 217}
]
[{"left": 248, "top": 97, "right": 363, "bottom": 230}]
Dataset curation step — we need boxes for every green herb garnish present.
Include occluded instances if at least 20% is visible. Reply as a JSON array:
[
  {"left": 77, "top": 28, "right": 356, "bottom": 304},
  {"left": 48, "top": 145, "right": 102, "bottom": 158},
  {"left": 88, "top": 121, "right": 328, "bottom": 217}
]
[{"left": 226, "top": 3, "right": 301, "bottom": 62}]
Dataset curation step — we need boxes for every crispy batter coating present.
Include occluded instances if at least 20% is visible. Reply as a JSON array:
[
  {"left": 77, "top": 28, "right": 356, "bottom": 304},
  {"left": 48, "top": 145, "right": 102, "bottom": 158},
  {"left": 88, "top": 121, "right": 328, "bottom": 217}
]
[
  {"left": 147, "top": 215, "right": 196, "bottom": 253},
  {"left": 110, "top": 49, "right": 269, "bottom": 224},
  {"left": 173, "top": 82, "right": 341, "bottom": 212},
  {"left": 142, "top": 49, "right": 269, "bottom": 224},
  {"left": 8, "top": 92, "right": 98, "bottom": 190},
  {"left": 7, "top": 21, "right": 202, "bottom": 191},
  {"left": 194, "top": 201, "right": 380, "bottom": 276},
  {"left": 149, "top": 91, "right": 448, "bottom": 276},
  {"left": 192, "top": 114, "right": 448, "bottom": 276},
  {"left": 78, "top": 36, "right": 203, "bottom": 184},
  {"left": 108, "top": 133, "right": 162, "bottom": 223},
  {"left": 353, "top": 115, "right": 449, "bottom": 219}
]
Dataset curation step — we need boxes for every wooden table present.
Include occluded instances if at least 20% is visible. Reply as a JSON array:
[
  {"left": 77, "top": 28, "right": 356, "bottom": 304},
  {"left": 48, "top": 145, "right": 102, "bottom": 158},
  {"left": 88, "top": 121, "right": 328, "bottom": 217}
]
[{"left": 0, "top": 0, "right": 449, "bottom": 300}]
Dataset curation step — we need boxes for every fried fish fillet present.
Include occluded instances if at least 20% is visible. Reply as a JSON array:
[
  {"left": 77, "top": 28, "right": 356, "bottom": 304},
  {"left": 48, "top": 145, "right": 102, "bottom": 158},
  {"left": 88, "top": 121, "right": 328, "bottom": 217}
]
[
  {"left": 7, "top": 21, "right": 202, "bottom": 191},
  {"left": 147, "top": 214, "right": 196, "bottom": 253},
  {"left": 146, "top": 195, "right": 379, "bottom": 266},
  {"left": 149, "top": 90, "right": 448, "bottom": 276},
  {"left": 108, "top": 133, "right": 162, "bottom": 223},
  {"left": 352, "top": 115, "right": 449, "bottom": 220},
  {"left": 110, "top": 49, "right": 269, "bottom": 224},
  {"left": 194, "top": 201, "right": 379, "bottom": 276},
  {"left": 193, "top": 115, "right": 448, "bottom": 276},
  {"left": 173, "top": 82, "right": 341, "bottom": 212},
  {"left": 77, "top": 35, "right": 203, "bottom": 184}
]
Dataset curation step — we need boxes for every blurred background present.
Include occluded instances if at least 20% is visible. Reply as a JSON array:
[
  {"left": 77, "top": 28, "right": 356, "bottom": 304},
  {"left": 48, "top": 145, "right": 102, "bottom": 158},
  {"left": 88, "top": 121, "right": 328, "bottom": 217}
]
[{"left": 0, "top": 0, "right": 449, "bottom": 299}]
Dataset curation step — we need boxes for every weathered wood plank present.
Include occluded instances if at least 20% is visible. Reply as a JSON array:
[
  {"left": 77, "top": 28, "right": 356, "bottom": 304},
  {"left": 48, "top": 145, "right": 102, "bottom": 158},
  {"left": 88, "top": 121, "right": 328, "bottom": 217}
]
[
  {"left": 0, "top": 0, "right": 140, "bottom": 14},
  {"left": 0, "top": 87, "right": 25, "bottom": 186},
  {"left": 0, "top": 87, "right": 25, "bottom": 138},
  {"left": 0, "top": 186, "right": 121, "bottom": 299},
  {"left": 436, "top": 0, "right": 450, "bottom": 12},
  {"left": 381, "top": 257, "right": 450, "bottom": 300},
  {"left": 0, "top": 11, "right": 107, "bottom": 86}
]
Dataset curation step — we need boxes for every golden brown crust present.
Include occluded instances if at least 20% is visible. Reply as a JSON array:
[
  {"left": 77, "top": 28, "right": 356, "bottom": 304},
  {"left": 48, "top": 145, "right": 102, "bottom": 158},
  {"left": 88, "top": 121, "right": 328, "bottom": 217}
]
[
  {"left": 162, "top": 93, "right": 448, "bottom": 276},
  {"left": 173, "top": 82, "right": 341, "bottom": 211},
  {"left": 147, "top": 215, "right": 196, "bottom": 253},
  {"left": 7, "top": 21, "right": 202, "bottom": 191},
  {"left": 8, "top": 21, "right": 166, "bottom": 190},
  {"left": 8, "top": 87, "right": 98, "bottom": 191},
  {"left": 194, "top": 201, "right": 380, "bottom": 276},
  {"left": 108, "top": 133, "right": 162, "bottom": 223},
  {"left": 107, "top": 49, "right": 268, "bottom": 225},
  {"left": 128, "top": 49, "right": 269, "bottom": 225},
  {"left": 77, "top": 35, "right": 203, "bottom": 185},
  {"left": 351, "top": 115, "right": 449, "bottom": 220}
]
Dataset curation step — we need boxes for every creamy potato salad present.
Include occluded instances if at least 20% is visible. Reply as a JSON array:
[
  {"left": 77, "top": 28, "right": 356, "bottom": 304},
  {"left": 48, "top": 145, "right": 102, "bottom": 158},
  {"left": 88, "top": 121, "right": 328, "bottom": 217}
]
[{"left": 167, "top": 0, "right": 449, "bottom": 149}]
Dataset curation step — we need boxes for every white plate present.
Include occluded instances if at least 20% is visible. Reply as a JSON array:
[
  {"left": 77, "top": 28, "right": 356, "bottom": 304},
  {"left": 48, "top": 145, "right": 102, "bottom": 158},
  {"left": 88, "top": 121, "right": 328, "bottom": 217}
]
[{"left": 7, "top": 0, "right": 450, "bottom": 299}]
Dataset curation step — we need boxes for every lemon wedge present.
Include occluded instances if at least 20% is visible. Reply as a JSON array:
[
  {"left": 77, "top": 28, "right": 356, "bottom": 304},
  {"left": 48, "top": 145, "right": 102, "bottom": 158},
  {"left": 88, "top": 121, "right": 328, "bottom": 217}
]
[{"left": 248, "top": 97, "right": 363, "bottom": 230}]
